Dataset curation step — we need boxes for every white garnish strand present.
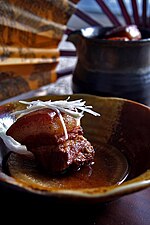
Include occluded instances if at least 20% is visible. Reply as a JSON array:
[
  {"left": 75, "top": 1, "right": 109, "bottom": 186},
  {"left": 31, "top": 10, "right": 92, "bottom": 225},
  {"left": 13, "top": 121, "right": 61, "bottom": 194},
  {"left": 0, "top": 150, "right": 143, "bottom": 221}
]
[
  {"left": 11, "top": 97, "right": 100, "bottom": 140},
  {"left": 55, "top": 108, "right": 69, "bottom": 140},
  {"left": 12, "top": 97, "right": 100, "bottom": 118},
  {"left": 0, "top": 122, "right": 27, "bottom": 152}
]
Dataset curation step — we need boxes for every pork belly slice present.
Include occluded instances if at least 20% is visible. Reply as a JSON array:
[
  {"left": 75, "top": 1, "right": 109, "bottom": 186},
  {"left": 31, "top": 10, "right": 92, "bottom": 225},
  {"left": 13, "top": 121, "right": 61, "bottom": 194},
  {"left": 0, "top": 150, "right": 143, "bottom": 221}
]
[
  {"left": 6, "top": 108, "right": 95, "bottom": 174},
  {"left": 30, "top": 135, "right": 94, "bottom": 174},
  {"left": 6, "top": 108, "right": 81, "bottom": 146}
]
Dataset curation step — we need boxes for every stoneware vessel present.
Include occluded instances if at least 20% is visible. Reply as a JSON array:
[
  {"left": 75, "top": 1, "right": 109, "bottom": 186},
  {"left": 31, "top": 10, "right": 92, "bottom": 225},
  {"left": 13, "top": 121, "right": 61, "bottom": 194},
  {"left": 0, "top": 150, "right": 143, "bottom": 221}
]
[{"left": 67, "top": 26, "right": 150, "bottom": 106}]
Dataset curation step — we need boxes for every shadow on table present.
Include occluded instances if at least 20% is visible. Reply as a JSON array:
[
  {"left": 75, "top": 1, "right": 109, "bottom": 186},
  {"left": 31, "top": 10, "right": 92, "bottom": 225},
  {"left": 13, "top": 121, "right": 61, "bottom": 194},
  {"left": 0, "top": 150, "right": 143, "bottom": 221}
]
[
  {"left": 1, "top": 182, "right": 150, "bottom": 225},
  {"left": 0, "top": 181, "right": 107, "bottom": 224}
]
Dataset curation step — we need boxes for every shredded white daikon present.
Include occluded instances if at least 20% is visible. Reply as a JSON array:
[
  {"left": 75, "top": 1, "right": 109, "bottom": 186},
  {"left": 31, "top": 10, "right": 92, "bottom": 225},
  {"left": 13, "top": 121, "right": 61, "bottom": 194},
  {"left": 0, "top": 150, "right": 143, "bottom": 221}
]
[
  {"left": 12, "top": 97, "right": 100, "bottom": 118},
  {"left": 0, "top": 97, "right": 100, "bottom": 152},
  {"left": 12, "top": 97, "right": 100, "bottom": 140}
]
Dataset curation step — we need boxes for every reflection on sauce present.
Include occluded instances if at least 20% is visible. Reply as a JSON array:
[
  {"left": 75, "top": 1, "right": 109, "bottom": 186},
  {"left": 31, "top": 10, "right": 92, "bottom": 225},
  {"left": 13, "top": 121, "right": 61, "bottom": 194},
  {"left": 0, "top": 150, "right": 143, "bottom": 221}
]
[{"left": 6, "top": 143, "right": 129, "bottom": 191}]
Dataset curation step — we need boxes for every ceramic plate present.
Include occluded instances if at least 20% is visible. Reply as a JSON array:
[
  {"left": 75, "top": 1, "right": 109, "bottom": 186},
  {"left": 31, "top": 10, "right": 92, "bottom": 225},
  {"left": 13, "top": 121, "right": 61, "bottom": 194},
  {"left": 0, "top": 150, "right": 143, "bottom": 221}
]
[{"left": 0, "top": 94, "right": 150, "bottom": 204}]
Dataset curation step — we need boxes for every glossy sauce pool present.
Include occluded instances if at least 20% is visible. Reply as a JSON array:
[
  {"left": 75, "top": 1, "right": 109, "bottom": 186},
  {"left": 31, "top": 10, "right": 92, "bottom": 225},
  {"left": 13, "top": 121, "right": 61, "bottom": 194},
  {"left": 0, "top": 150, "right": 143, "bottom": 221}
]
[{"left": 6, "top": 143, "right": 129, "bottom": 191}]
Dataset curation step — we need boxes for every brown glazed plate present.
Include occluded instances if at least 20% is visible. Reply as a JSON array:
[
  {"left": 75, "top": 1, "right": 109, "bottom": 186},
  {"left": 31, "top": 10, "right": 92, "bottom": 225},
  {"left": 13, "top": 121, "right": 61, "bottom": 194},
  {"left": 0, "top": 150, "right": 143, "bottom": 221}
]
[{"left": 0, "top": 94, "right": 150, "bottom": 204}]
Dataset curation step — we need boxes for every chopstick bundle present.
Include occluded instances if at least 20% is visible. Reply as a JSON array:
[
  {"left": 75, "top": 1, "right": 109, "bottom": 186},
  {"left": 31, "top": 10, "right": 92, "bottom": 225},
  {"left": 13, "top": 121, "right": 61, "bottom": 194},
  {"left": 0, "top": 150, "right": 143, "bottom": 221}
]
[{"left": 70, "top": 0, "right": 147, "bottom": 28}]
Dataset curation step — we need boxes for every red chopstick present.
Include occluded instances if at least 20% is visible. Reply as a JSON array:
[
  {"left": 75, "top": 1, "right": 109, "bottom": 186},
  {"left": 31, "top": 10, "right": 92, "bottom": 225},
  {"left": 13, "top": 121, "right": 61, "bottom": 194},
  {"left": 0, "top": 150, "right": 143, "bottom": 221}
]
[
  {"left": 131, "top": 0, "right": 140, "bottom": 25},
  {"left": 96, "top": 0, "right": 121, "bottom": 26},
  {"left": 60, "top": 50, "right": 77, "bottom": 57},
  {"left": 74, "top": 8, "right": 102, "bottom": 26},
  {"left": 117, "top": 0, "right": 132, "bottom": 25},
  {"left": 142, "top": 0, "right": 147, "bottom": 27}
]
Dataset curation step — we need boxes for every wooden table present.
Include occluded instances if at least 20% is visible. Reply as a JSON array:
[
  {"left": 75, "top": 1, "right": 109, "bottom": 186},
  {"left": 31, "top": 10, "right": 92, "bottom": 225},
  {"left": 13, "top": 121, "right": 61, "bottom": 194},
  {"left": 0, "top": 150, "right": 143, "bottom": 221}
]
[{"left": 0, "top": 182, "right": 150, "bottom": 224}]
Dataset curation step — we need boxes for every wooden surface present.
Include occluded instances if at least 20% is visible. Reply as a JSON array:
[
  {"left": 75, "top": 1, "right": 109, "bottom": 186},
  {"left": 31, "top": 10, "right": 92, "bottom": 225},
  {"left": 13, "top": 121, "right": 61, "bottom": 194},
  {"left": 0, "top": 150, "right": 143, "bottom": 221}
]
[{"left": 0, "top": 182, "right": 150, "bottom": 224}]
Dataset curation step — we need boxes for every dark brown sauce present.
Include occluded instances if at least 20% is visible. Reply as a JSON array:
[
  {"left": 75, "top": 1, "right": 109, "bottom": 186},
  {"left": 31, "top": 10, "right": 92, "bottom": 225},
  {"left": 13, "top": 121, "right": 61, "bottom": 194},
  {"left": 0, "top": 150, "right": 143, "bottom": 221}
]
[{"left": 6, "top": 143, "right": 129, "bottom": 190}]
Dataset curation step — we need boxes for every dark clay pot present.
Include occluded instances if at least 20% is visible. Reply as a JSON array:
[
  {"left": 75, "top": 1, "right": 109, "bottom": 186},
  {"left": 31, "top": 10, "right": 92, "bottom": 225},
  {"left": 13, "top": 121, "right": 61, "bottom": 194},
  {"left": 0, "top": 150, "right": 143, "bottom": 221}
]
[{"left": 67, "top": 26, "right": 150, "bottom": 106}]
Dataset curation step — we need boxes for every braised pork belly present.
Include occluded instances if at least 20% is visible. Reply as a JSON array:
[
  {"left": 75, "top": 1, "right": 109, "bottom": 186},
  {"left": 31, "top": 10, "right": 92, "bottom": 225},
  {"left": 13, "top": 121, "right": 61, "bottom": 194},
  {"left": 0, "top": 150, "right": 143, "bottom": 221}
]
[
  {"left": 6, "top": 108, "right": 94, "bottom": 174},
  {"left": 6, "top": 98, "right": 100, "bottom": 174}
]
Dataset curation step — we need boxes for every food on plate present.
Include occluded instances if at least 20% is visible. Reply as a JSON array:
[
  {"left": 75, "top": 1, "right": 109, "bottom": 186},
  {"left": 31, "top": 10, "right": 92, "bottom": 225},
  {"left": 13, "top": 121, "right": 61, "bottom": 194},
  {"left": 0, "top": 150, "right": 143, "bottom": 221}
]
[
  {"left": 104, "top": 25, "right": 142, "bottom": 41},
  {"left": 5, "top": 98, "right": 100, "bottom": 174}
]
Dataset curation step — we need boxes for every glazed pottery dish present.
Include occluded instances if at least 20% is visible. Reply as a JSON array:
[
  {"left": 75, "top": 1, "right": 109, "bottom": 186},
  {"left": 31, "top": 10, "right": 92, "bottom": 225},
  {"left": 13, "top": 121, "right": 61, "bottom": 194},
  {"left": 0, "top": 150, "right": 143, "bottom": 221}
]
[
  {"left": 67, "top": 26, "right": 150, "bottom": 106},
  {"left": 0, "top": 94, "right": 150, "bottom": 204}
]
